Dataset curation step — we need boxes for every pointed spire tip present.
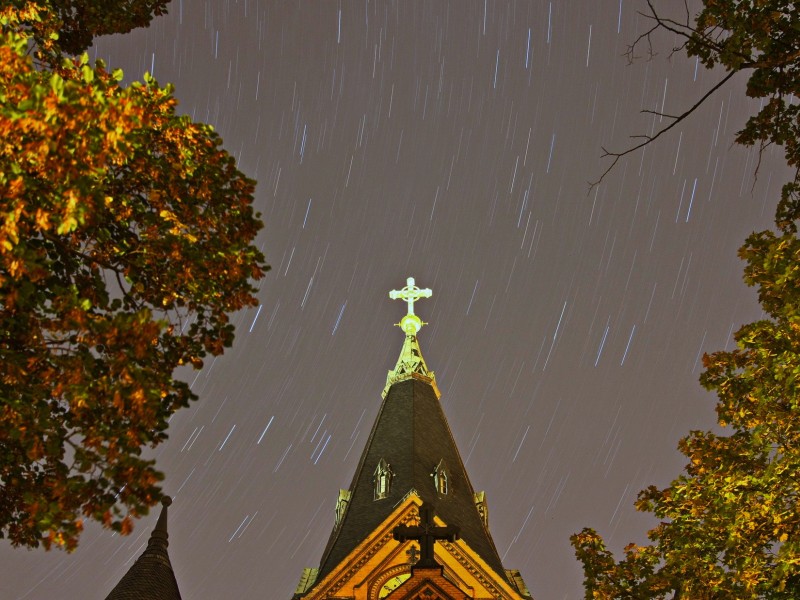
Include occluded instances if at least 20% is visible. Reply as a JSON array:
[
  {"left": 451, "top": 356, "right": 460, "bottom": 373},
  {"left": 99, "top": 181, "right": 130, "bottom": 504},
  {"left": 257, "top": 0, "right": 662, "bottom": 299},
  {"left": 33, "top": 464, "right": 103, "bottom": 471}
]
[{"left": 151, "top": 496, "right": 171, "bottom": 541}]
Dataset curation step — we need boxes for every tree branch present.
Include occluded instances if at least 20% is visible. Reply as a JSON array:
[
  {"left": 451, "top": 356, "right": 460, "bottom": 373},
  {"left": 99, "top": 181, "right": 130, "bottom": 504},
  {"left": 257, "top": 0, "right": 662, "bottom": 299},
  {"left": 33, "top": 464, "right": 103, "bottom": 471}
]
[{"left": 591, "top": 69, "right": 739, "bottom": 190}]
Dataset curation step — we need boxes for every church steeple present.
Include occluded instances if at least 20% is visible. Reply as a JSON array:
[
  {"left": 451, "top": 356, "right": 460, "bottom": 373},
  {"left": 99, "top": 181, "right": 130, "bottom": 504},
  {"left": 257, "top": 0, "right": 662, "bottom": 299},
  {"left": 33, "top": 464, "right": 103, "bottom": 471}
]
[
  {"left": 104, "top": 497, "right": 182, "bottom": 600},
  {"left": 294, "top": 277, "right": 533, "bottom": 599}
]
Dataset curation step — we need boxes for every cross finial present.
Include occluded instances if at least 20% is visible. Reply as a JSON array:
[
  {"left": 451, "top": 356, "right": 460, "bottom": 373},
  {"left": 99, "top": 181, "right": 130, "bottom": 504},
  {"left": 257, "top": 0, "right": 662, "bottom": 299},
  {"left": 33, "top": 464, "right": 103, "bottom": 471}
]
[{"left": 389, "top": 277, "right": 432, "bottom": 335}]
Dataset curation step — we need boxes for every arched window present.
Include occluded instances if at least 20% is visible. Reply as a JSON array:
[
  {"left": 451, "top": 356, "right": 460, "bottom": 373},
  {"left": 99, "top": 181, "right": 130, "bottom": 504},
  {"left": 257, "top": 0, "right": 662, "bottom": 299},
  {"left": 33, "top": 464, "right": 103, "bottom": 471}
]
[
  {"left": 432, "top": 460, "right": 449, "bottom": 496},
  {"left": 374, "top": 459, "right": 393, "bottom": 500}
]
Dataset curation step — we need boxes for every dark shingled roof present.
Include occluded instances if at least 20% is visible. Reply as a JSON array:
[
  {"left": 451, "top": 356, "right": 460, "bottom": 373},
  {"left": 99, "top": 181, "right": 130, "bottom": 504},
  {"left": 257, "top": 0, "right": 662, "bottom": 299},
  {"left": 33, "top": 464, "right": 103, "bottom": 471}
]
[
  {"left": 312, "top": 341, "right": 509, "bottom": 588},
  {"left": 104, "top": 497, "right": 182, "bottom": 600}
]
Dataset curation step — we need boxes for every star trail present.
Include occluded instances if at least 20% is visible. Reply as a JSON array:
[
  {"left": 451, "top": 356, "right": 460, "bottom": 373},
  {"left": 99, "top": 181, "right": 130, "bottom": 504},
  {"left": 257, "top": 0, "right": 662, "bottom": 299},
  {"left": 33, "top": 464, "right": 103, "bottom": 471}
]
[{"left": 0, "top": 2, "right": 789, "bottom": 599}]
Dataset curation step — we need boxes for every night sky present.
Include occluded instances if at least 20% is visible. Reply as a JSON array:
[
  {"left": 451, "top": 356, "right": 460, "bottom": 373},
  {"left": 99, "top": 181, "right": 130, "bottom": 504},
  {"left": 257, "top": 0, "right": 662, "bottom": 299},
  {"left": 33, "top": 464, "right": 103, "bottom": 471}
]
[{"left": 1, "top": 2, "right": 790, "bottom": 599}]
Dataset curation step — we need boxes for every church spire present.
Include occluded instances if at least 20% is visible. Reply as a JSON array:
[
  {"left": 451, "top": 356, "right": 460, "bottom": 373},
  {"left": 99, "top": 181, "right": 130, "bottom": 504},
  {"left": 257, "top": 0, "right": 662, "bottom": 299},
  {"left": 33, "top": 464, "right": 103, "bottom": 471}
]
[
  {"left": 383, "top": 277, "right": 440, "bottom": 398},
  {"left": 299, "top": 275, "right": 527, "bottom": 597},
  {"left": 104, "top": 497, "right": 182, "bottom": 600}
]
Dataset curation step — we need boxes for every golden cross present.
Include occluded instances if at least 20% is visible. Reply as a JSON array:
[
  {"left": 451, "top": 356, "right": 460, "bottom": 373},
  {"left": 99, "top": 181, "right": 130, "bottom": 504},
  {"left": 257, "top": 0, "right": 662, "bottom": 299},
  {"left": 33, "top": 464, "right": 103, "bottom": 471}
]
[
  {"left": 389, "top": 277, "right": 432, "bottom": 316},
  {"left": 389, "top": 277, "right": 432, "bottom": 335}
]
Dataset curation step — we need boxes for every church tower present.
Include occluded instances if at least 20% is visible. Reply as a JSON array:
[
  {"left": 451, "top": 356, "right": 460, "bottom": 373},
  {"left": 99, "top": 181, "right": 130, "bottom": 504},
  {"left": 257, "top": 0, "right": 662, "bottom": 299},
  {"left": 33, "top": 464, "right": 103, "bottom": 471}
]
[{"left": 294, "top": 278, "right": 532, "bottom": 600}]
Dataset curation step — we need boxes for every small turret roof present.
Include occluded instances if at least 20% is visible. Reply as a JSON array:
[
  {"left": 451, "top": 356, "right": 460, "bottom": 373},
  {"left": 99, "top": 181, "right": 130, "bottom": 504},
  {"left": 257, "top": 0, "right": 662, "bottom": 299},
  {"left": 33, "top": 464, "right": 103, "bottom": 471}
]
[{"left": 104, "top": 497, "right": 182, "bottom": 600}]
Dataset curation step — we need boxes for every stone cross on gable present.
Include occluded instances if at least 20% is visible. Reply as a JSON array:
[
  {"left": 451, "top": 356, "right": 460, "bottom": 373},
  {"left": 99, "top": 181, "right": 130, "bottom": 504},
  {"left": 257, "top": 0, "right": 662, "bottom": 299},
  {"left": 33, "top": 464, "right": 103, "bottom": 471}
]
[
  {"left": 393, "top": 503, "right": 459, "bottom": 568},
  {"left": 389, "top": 277, "right": 432, "bottom": 335}
]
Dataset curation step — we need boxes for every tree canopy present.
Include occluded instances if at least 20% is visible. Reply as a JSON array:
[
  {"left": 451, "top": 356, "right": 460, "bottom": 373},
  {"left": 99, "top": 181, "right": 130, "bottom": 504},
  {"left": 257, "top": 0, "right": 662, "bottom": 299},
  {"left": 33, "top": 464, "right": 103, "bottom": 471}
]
[
  {"left": 0, "top": 4, "right": 267, "bottom": 550},
  {"left": 573, "top": 1, "right": 800, "bottom": 598},
  {"left": 10, "top": 0, "right": 170, "bottom": 57}
]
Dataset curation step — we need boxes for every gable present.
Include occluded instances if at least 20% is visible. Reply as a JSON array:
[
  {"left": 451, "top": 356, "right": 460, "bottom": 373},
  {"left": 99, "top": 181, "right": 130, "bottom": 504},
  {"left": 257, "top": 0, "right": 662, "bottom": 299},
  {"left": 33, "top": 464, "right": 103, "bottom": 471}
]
[{"left": 298, "top": 494, "right": 528, "bottom": 600}]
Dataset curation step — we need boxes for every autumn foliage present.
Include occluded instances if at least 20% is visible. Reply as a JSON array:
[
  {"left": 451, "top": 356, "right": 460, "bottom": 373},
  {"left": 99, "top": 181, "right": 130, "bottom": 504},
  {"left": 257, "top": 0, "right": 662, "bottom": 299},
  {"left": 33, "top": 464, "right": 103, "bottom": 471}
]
[
  {"left": 572, "top": 2, "right": 800, "bottom": 598},
  {"left": 0, "top": 4, "right": 266, "bottom": 550},
  {"left": 572, "top": 228, "right": 800, "bottom": 598}
]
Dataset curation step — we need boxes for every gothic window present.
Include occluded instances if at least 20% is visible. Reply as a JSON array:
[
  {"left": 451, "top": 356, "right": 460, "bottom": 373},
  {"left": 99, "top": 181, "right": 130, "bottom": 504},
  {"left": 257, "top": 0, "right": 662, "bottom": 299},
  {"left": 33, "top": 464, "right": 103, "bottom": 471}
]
[
  {"left": 437, "top": 470, "right": 448, "bottom": 495},
  {"left": 374, "top": 459, "right": 393, "bottom": 500},
  {"left": 432, "top": 459, "right": 449, "bottom": 496},
  {"left": 474, "top": 491, "right": 488, "bottom": 527},
  {"left": 335, "top": 489, "right": 351, "bottom": 527}
]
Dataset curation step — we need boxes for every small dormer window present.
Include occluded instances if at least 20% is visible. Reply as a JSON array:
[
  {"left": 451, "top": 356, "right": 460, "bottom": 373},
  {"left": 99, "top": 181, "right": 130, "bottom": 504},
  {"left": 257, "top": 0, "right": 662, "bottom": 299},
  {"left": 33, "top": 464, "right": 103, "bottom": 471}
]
[
  {"left": 437, "top": 470, "right": 448, "bottom": 495},
  {"left": 335, "top": 489, "right": 351, "bottom": 527},
  {"left": 474, "top": 491, "right": 488, "bottom": 527},
  {"left": 432, "top": 459, "right": 449, "bottom": 495},
  {"left": 374, "top": 458, "right": 393, "bottom": 500}
]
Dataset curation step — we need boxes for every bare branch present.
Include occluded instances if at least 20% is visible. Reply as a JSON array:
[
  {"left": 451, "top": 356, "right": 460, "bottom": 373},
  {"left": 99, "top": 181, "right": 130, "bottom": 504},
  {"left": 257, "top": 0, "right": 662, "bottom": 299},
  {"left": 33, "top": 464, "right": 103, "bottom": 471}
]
[
  {"left": 641, "top": 109, "right": 682, "bottom": 120},
  {"left": 590, "top": 69, "right": 739, "bottom": 190}
]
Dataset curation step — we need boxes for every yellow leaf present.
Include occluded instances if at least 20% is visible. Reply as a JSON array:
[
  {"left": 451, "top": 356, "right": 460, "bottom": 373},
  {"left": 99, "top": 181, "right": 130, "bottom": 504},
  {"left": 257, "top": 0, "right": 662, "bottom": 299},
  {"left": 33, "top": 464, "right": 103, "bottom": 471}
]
[{"left": 35, "top": 209, "right": 50, "bottom": 230}]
